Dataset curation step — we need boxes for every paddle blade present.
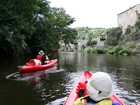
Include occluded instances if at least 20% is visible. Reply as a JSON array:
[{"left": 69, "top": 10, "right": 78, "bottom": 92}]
[
  {"left": 51, "top": 49, "right": 58, "bottom": 54},
  {"left": 48, "top": 49, "right": 58, "bottom": 56}
]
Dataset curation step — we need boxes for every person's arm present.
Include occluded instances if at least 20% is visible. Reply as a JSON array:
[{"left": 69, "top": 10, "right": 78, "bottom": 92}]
[{"left": 46, "top": 55, "right": 49, "bottom": 60}]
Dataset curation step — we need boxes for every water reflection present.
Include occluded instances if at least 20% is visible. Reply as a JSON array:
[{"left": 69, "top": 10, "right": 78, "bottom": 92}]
[
  {"left": 58, "top": 52, "right": 140, "bottom": 104},
  {"left": 5, "top": 67, "right": 66, "bottom": 105},
  {"left": 0, "top": 52, "right": 140, "bottom": 105},
  {"left": 33, "top": 70, "right": 68, "bottom": 105}
]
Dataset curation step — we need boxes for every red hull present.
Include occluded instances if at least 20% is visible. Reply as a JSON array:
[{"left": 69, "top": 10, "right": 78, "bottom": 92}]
[
  {"left": 20, "top": 59, "right": 58, "bottom": 73},
  {"left": 64, "top": 71, "right": 125, "bottom": 105}
]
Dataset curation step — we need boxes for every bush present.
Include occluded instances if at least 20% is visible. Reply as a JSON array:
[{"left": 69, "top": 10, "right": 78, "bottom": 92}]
[
  {"left": 125, "top": 26, "right": 131, "bottom": 34},
  {"left": 84, "top": 47, "right": 92, "bottom": 53},
  {"left": 95, "top": 47, "right": 106, "bottom": 54},
  {"left": 90, "top": 48, "right": 96, "bottom": 53},
  {"left": 107, "top": 49, "right": 115, "bottom": 55},
  {"left": 107, "top": 46, "right": 123, "bottom": 55},
  {"left": 114, "top": 46, "right": 123, "bottom": 54},
  {"left": 84, "top": 47, "right": 96, "bottom": 53},
  {"left": 135, "top": 17, "right": 140, "bottom": 29},
  {"left": 106, "top": 37, "right": 118, "bottom": 46},
  {"left": 118, "top": 48, "right": 131, "bottom": 55},
  {"left": 118, "top": 43, "right": 138, "bottom": 55}
]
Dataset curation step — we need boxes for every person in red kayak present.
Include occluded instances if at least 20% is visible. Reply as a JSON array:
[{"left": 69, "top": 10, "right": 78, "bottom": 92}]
[
  {"left": 74, "top": 72, "right": 120, "bottom": 105},
  {"left": 36, "top": 50, "right": 49, "bottom": 65}
]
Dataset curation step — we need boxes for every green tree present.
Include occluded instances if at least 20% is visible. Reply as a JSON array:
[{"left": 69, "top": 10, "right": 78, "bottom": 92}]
[
  {"left": 30, "top": 7, "right": 77, "bottom": 54},
  {"left": 0, "top": 0, "right": 77, "bottom": 56},
  {"left": 0, "top": 0, "right": 40, "bottom": 56}
]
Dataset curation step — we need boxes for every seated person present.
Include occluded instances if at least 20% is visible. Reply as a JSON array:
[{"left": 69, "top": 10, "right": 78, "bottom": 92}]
[
  {"left": 36, "top": 50, "right": 49, "bottom": 65},
  {"left": 74, "top": 72, "right": 120, "bottom": 105}
]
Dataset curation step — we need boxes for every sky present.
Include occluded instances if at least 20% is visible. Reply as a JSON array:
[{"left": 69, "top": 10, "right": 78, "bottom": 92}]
[{"left": 49, "top": 0, "right": 140, "bottom": 28}]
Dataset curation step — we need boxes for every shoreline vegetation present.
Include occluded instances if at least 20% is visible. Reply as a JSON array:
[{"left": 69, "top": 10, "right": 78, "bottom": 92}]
[{"left": 83, "top": 44, "right": 139, "bottom": 56}]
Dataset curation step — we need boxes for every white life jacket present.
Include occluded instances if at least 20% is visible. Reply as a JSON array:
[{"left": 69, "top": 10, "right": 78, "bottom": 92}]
[{"left": 34, "top": 59, "right": 41, "bottom": 66}]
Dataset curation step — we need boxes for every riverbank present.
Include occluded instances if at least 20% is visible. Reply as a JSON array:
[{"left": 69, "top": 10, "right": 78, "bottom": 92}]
[{"left": 84, "top": 43, "right": 140, "bottom": 56}]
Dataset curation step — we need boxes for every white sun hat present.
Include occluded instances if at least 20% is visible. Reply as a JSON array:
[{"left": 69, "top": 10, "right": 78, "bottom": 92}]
[
  {"left": 39, "top": 50, "right": 44, "bottom": 55},
  {"left": 87, "top": 72, "right": 113, "bottom": 101}
]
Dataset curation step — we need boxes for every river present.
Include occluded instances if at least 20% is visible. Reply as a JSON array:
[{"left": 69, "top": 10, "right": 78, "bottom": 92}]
[{"left": 0, "top": 52, "right": 140, "bottom": 105}]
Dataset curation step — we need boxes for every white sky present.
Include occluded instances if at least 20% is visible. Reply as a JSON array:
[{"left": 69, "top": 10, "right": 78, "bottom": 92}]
[{"left": 49, "top": 0, "right": 140, "bottom": 28}]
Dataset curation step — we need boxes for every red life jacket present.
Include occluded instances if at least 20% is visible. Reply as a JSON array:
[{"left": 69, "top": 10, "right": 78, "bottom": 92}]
[{"left": 36, "top": 55, "right": 43, "bottom": 63}]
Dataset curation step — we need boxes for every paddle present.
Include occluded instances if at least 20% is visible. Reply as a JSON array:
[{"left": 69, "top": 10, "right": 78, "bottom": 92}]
[{"left": 48, "top": 49, "right": 58, "bottom": 56}]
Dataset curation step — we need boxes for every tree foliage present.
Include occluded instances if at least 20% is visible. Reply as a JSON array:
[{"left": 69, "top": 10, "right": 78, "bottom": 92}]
[
  {"left": 0, "top": 0, "right": 77, "bottom": 56},
  {"left": 75, "top": 27, "right": 107, "bottom": 39}
]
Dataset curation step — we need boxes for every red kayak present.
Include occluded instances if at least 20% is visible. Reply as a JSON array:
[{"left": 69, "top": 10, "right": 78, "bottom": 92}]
[
  {"left": 64, "top": 71, "right": 125, "bottom": 105},
  {"left": 19, "top": 59, "right": 58, "bottom": 73}
]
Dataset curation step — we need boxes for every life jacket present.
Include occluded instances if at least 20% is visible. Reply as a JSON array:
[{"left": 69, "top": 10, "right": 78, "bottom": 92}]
[
  {"left": 37, "top": 54, "right": 47, "bottom": 65},
  {"left": 96, "top": 99, "right": 112, "bottom": 105},
  {"left": 37, "top": 55, "right": 44, "bottom": 64},
  {"left": 74, "top": 98, "right": 120, "bottom": 105},
  {"left": 73, "top": 97, "right": 85, "bottom": 105},
  {"left": 36, "top": 55, "right": 42, "bottom": 61}
]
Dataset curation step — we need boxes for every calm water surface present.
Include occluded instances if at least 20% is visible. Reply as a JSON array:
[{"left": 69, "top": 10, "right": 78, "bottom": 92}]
[{"left": 0, "top": 52, "right": 140, "bottom": 105}]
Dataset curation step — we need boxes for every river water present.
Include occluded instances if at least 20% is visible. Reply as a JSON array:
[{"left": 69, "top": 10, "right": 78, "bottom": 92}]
[{"left": 0, "top": 52, "right": 140, "bottom": 105}]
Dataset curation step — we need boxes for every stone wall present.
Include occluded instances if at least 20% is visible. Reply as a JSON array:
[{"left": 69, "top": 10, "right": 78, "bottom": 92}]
[{"left": 117, "top": 4, "right": 140, "bottom": 33}]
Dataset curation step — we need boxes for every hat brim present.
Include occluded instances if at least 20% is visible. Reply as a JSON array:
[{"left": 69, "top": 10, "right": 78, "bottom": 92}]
[
  {"left": 87, "top": 81, "right": 113, "bottom": 101},
  {"left": 39, "top": 52, "right": 44, "bottom": 55},
  {"left": 87, "top": 81, "right": 99, "bottom": 101}
]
